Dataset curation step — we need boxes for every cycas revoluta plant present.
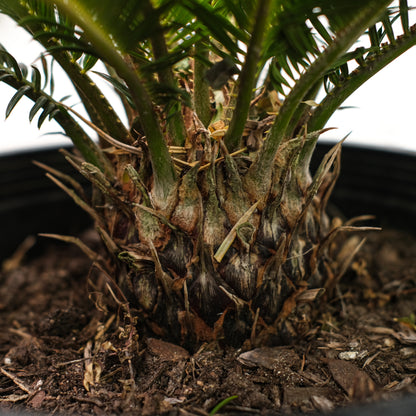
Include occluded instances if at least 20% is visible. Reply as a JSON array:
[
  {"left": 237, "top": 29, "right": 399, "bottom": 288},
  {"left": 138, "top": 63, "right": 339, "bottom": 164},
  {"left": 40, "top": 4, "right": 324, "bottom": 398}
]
[{"left": 1, "top": 0, "right": 415, "bottom": 348}]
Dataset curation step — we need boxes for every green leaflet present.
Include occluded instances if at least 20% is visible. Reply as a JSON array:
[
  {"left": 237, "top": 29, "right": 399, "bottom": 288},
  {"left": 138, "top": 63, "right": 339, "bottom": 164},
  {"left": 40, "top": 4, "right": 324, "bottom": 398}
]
[
  {"left": 37, "top": 102, "right": 57, "bottom": 128},
  {"left": 29, "top": 96, "right": 48, "bottom": 122},
  {"left": 5, "top": 85, "right": 31, "bottom": 118},
  {"left": 31, "top": 65, "right": 41, "bottom": 92},
  {"left": 0, "top": 48, "right": 23, "bottom": 80}
]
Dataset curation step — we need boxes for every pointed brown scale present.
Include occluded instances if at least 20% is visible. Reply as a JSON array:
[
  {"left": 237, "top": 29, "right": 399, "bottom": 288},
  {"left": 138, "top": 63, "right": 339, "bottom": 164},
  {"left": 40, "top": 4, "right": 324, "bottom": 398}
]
[
  {"left": 317, "top": 150, "right": 342, "bottom": 225},
  {"left": 253, "top": 260, "right": 293, "bottom": 325},
  {"left": 308, "top": 258, "right": 328, "bottom": 288},
  {"left": 319, "top": 207, "right": 331, "bottom": 240},
  {"left": 177, "top": 310, "right": 215, "bottom": 345},
  {"left": 221, "top": 251, "right": 258, "bottom": 301},
  {"left": 300, "top": 140, "right": 345, "bottom": 228},
  {"left": 202, "top": 169, "right": 229, "bottom": 248},
  {"left": 269, "top": 135, "right": 306, "bottom": 200},
  {"left": 188, "top": 248, "right": 230, "bottom": 325},
  {"left": 221, "top": 303, "right": 255, "bottom": 347},
  {"left": 189, "top": 269, "right": 229, "bottom": 325},
  {"left": 125, "top": 242, "right": 183, "bottom": 343},
  {"left": 108, "top": 210, "right": 138, "bottom": 245},
  {"left": 170, "top": 164, "right": 202, "bottom": 235},
  {"left": 278, "top": 135, "right": 339, "bottom": 251},
  {"left": 152, "top": 294, "right": 183, "bottom": 344},
  {"left": 252, "top": 235, "right": 293, "bottom": 324},
  {"left": 307, "top": 215, "right": 338, "bottom": 279},
  {"left": 279, "top": 179, "right": 304, "bottom": 230},
  {"left": 220, "top": 222, "right": 259, "bottom": 300},
  {"left": 275, "top": 283, "right": 308, "bottom": 326},
  {"left": 133, "top": 204, "right": 164, "bottom": 245},
  {"left": 159, "top": 231, "right": 193, "bottom": 277},
  {"left": 282, "top": 237, "right": 307, "bottom": 284},
  {"left": 218, "top": 141, "right": 251, "bottom": 225},
  {"left": 130, "top": 261, "right": 158, "bottom": 312},
  {"left": 303, "top": 206, "right": 319, "bottom": 244},
  {"left": 281, "top": 196, "right": 321, "bottom": 285},
  {"left": 257, "top": 201, "right": 286, "bottom": 249}
]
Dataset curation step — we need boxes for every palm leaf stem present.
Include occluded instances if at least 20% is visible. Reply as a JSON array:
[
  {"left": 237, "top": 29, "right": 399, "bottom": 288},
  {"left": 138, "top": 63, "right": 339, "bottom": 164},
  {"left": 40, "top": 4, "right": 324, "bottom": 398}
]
[
  {"left": 5, "top": 0, "right": 131, "bottom": 145},
  {"left": 193, "top": 40, "right": 211, "bottom": 127},
  {"left": 143, "top": 0, "right": 186, "bottom": 146},
  {"left": 223, "top": 0, "right": 272, "bottom": 152},
  {"left": 103, "top": 63, "right": 136, "bottom": 126},
  {"left": 58, "top": 102, "right": 143, "bottom": 156},
  {"left": 248, "top": 0, "right": 391, "bottom": 199},
  {"left": 54, "top": 53, "right": 132, "bottom": 145},
  {"left": 60, "top": 57, "right": 132, "bottom": 144},
  {"left": 48, "top": 0, "right": 177, "bottom": 199},
  {"left": 400, "top": 0, "right": 410, "bottom": 36},
  {"left": 286, "top": 80, "right": 323, "bottom": 139},
  {"left": 307, "top": 25, "right": 416, "bottom": 132}
]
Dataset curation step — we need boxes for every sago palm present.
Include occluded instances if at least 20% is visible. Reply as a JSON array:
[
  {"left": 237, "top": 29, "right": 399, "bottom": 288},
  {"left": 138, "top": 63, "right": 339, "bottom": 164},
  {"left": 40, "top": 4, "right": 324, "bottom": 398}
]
[{"left": 1, "top": 0, "right": 415, "bottom": 348}]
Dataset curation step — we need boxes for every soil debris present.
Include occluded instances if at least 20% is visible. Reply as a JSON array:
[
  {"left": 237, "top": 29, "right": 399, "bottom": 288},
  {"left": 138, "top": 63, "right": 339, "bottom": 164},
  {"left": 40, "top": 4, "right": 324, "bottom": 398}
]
[{"left": 1, "top": 229, "right": 416, "bottom": 415}]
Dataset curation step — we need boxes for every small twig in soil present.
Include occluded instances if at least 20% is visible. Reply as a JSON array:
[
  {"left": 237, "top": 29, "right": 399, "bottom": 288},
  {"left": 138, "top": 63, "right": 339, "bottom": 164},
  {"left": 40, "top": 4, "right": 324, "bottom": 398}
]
[
  {"left": 0, "top": 368, "right": 34, "bottom": 394},
  {"left": 0, "top": 393, "right": 29, "bottom": 403},
  {"left": 2, "top": 235, "right": 36, "bottom": 273},
  {"left": 141, "top": 362, "right": 169, "bottom": 391},
  {"left": 336, "top": 285, "right": 347, "bottom": 316},
  {"left": 0, "top": 386, "right": 17, "bottom": 394},
  {"left": 75, "top": 396, "right": 104, "bottom": 407},
  {"left": 54, "top": 357, "right": 90, "bottom": 368},
  {"left": 301, "top": 353, "right": 306, "bottom": 372},
  {"left": 185, "top": 407, "right": 210, "bottom": 416},
  {"left": 363, "top": 351, "right": 381, "bottom": 368},
  {"left": 9, "top": 328, "right": 36, "bottom": 340},
  {"left": 226, "top": 405, "right": 261, "bottom": 414}
]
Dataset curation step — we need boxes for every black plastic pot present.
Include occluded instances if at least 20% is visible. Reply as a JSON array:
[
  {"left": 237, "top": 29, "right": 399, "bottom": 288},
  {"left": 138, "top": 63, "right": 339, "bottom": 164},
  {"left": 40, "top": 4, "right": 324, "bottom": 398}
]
[
  {"left": 326, "top": 393, "right": 416, "bottom": 416},
  {"left": 312, "top": 143, "right": 416, "bottom": 233},
  {"left": 0, "top": 144, "right": 415, "bottom": 415},
  {"left": 0, "top": 147, "right": 91, "bottom": 262}
]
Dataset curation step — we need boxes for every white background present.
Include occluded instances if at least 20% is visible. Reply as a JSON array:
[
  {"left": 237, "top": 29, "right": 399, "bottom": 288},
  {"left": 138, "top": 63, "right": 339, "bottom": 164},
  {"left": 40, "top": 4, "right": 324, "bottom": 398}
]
[{"left": 1, "top": 6, "right": 416, "bottom": 156}]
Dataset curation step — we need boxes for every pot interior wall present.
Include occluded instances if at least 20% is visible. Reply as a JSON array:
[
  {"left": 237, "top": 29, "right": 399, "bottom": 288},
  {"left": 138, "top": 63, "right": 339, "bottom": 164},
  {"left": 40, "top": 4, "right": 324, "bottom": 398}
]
[
  {"left": 312, "top": 144, "right": 416, "bottom": 234},
  {"left": 0, "top": 147, "right": 91, "bottom": 261}
]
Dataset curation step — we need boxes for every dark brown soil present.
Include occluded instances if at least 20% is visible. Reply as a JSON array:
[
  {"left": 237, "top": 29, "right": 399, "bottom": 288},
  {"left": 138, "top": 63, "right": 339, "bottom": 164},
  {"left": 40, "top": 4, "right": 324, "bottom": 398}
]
[{"left": 1, "top": 228, "right": 416, "bottom": 415}]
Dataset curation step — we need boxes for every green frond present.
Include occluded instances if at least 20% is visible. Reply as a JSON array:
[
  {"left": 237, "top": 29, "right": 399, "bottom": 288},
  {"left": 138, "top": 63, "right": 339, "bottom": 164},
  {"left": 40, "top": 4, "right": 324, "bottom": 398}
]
[
  {"left": 248, "top": 0, "right": 392, "bottom": 199},
  {"left": 309, "top": 24, "right": 416, "bottom": 132},
  {"left": 223, "top": 0, "right": 273, "bottom": 151},
  {"left": 47, "top": 0, "right": 177, "bottom": 199},
  {"left": 6, "top": 1, "right": 131, "bottom": 142},
  {"left": 305, "top": 1, "right": 415, "bottom": 131},
  {"left": 179, "top": 0, "right": 247, "bottom": 55},
  {"left": 92, "top": 71, "right": 133, "bottom": 106},
  {"left": 0, "top": 52, "right": 109, "bottom": 171}
]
